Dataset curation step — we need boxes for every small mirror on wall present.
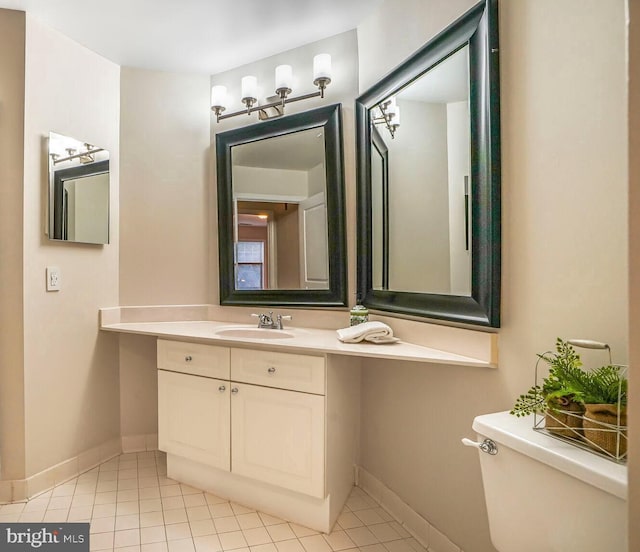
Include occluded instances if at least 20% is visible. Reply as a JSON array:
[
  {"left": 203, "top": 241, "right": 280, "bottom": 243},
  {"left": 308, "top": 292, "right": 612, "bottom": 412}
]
[{"left": 48, "top": 132, "right": 110, "bottom": 245}]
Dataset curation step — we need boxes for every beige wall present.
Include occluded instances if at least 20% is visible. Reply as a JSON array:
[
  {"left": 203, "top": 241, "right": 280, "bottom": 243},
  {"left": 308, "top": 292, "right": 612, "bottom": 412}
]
[
  {"left": 0, "top": 8, "right": 26, "bottom": 480},
  {"left": 388, "top": 100, "right": 451, "bottom": 293},
  {"left": 119, "top": 67, "right": 211, "bottom": 306},
  {"left": 22, "top": 14, "right": 121, "bottom": 477},
  {"left": 628, "top": 1, "right": 639, "bottom": 549},
  {"left": 358, "top": 1, "right": 628, "bottom": 551}
]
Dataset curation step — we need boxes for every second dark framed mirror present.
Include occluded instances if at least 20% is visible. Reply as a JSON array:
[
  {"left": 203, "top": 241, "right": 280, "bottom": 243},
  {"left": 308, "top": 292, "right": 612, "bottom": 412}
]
[
  {"left": 217, "top": 103, "right": 347, "bottom": 307},
  {"left": 356, "top": 0, "right": 501, "bottom": 327}
]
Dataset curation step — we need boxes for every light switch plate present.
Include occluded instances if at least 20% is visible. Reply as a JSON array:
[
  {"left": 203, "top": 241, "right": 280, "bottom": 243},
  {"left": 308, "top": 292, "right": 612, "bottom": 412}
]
[{"left": 46, "top": 266, "right": 61, "bottom": 291}]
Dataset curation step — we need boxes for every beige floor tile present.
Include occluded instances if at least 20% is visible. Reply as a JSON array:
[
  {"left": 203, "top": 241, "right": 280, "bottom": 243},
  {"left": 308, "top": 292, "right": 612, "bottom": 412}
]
[
  {"left": 19, "top": 511, "right": 45, "bottom": 522},
  {"left": 72, "top": 493, "right": 96, "bottom": 507},
  {"left": 258, "top": 513, "right": 286, "bottom": 527},
  {"left": 120, "top": 478, "right": 141, "bottom": 490},
  {"left": 344, "top": 528, "right": 378, "bottom": 547},
  {"left": 193, "top": 534, "right": 222, "bottom": 552},
  {"left": 387, "top": 523, "right": 410, "bottom": 539},
  {"left": 116, "top": 513, "right": 141, "bottom": 531},
  {"left": 141, "top": 525, "right": 167, "bottom": 545},
  {"left": 181, "top": 485, "right": 203, "bottom": 496},
  {"left": 90, "top": 530, "right": 115, "bottom": 551},
  {"left": 141, "top": 499, "right": 163, "bottom": 513},
  {"left": 298, "top": 535, "right": 332, "bottom": 552},
  {"left": 336, "top": 513, "right": 363, "bottom": 530},
  {"left": 231, "top": 503, "right": 255, "bottom": 515},
  {"left": 242, "top": 527, "right": 272, "bottom": 546},
  {"left": 168, "top": 538, "right": 196, "bottom": 552},
  {"left": 43, "top": 509, "right": 69, "bottom": 522},
  {"left": 274, "top": 540, "right": 305, "bottom": 552},
  {"left": 367, "top": 524, "right": 402, "bottom": 543},
  {"left": 94, "top": 491, "right": 117, "bottom": 505},
  {"left": 382, "top": 540, "right": 415, "bottom": 552},
  {"left": 90, "top": 516, "right": 116, "bottom": 534},
  {"left": 187, "top": 506, "right": 211, "bottom": 522},
  {"left": 166, "top": 522, "right": 193, "bottom": 541},
  {"left": 323, "top": 531, "right": 356, "bottom": 551},
  {"left": 184, "top": 494, "right": 207, "bottom": 508},
  {"left": 205, "top": 494, "right": 227, "bottom": 505},
  {"left": 118, "top": 501, "right": 141, "bottom": 516},
  {"left": 215, "top": 516, "right": 241, "bottom": 533},
  {"left": 266, "top": 524, "right": 296, "bottom": 542},
  {"left": 96, "top": 480, "right": 119, "bottom": 493},
  {"left": 68, "top": 505, "right": 93, "bottom": 521},
  {"left": 359, "top": 544, "right": 387, "bottom": 552},
  {"left": 237, "top": 513, "right": 263, "bottom": 530},
  {"left": 353, "top": 509, "right": 385, "bottom": 526},
  {"left": 140, "top": 478, "right": 161, "bottom": 490},
  {"left": 164, "top": 508, "right": 189, "bottom": 525},
  {"left": 289, "top": 524, "right": 319, "bottom": 538},
  {"left": 140, "top": 511, "right": 166, "bottom": 528},
  {"left": 163, "top": 496, "right": 186, "bottom": 511},
  {"left": 141, "top": 543, "right": 169, "bottom": 552},
  {"left": 52, "top": 484, "right": 76, "bottom": 497},
  {"left": 190, "top": 519, "right": 216, "bottom": 537},
  {"left": 119, "top": 489, "right": 140, "bottom": 503},
  {"left": 48, "top": 496, "right": 73, "bottom": 510},
  {"left": 115, "top": 528, "right": 142, "bottom": 548},
  {"left": 115, "top": 545, "right": 142, "bottom": 552},
  {"left": 23, "top": 498, "right": 49, "bottom": 512},
  {"left": 250, "top": 544, "right": 277, "bottom": 552},
  {"left": 219, "top": 530, "right": 249, "bottom": 550},
  {"left": 162, "top": 485, "right": 184, "bottom": 498},
  {"left": 210, "top": 503, "right": 234, "bottom": 519}
]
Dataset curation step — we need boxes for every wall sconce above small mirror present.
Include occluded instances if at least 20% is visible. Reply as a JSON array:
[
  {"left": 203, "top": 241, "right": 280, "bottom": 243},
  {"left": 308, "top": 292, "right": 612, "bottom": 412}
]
[
  {"left": 217, "top": 104, "right": 347, "bottom": 307},
  {"left": 48, "top": 132, "right": 110, "bottom": 245},
  {"left": 356, "top": 0, "right": 501, "bottom": 327}
]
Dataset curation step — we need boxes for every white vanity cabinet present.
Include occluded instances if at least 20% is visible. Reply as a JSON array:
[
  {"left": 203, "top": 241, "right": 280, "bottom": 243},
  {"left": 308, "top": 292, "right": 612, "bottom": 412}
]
[
  {"left": 156, "top": 339, "right": 360, "bottom": 532},
  {"left": 229, "top": 348, "right": 326, "bottom": 497}
]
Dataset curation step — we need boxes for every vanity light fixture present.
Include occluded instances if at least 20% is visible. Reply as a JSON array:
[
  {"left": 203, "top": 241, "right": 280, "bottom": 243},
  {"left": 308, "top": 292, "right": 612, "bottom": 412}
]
[
  {"left": 50, "top": 143, "right": 104, "bottom": 165},
  {"left": 373, "top": 97, "right": 401, "bottom": 138},
  {"left": 211, "top": 54, "right": 333, "bottom": 123}
]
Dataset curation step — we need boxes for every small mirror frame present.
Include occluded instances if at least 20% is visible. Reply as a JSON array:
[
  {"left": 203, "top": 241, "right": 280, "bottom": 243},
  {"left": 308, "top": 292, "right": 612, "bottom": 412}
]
[
  {"left": 355, "top": 0, "right": 501, "bottom": 327},
  {"left": 217, "top": 103, "right": 348, "bottom": 307}
]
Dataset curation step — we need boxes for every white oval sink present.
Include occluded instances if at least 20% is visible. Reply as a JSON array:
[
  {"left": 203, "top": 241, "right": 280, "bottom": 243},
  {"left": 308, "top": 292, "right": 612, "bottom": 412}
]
[{"left": 214, "top": 327, "right": 295, "bottom": 340}]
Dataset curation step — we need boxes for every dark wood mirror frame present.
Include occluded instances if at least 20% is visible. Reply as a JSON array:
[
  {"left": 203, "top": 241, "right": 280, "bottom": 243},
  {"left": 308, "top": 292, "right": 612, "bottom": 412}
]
[
  {"left": 217, "top": 103, "right": 348, "bottom": 307},
  {"left": 355, "top": 0, "right": 501, "bottom": 327}
]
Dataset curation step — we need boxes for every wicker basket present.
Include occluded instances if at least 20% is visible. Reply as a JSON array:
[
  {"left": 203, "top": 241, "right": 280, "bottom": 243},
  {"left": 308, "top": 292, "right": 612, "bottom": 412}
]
[{"left": 582, "top": 404, "right": 627, "bottom": 457}]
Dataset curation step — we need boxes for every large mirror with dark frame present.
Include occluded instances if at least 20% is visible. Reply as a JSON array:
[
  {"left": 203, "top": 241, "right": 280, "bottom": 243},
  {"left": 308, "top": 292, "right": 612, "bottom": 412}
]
[
  {"left": 217, "top": 103, "right": 347, "bottom": 307},
  {"left": 48, "top": 131, "right": 110, "bottom": 245},
  {"left": 356, "top": 0, "right": 501, "bottom": 327}
]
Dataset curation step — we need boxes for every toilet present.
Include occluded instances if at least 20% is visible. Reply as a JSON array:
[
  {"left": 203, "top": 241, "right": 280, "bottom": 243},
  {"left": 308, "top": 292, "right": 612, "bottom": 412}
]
[{"left": 465, "top": 411, "right": 628, "bottom": 552}]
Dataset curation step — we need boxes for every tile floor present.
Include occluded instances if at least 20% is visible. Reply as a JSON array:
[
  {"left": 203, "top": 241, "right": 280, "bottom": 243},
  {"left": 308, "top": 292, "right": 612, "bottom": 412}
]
[{"left": 0, "top": 451, "right": 426, "bottom": 552}]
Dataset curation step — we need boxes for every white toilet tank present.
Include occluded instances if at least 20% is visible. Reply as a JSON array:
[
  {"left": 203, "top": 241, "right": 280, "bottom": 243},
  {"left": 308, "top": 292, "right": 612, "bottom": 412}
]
[{"left": 468, "top": 411, "right": 627, "bottom": 552}]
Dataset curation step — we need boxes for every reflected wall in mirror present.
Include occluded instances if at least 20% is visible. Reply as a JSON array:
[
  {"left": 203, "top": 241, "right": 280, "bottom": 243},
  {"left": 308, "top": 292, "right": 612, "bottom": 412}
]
[
  {"left": 356, "top": 0, "right": 500, "bottom": 327},
  {"left": 232, "top": 128, "right": 329, "bottom": 291},
  {"left": 217, "top": 104, "right": 347, "bottom": 307},
  {"left": 48, "top": 132, "right": 110, "bottom": 245}
]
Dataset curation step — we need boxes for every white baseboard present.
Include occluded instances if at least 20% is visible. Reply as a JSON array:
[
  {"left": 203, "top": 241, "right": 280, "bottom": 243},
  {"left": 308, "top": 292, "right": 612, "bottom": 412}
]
[
  {"left": 355, "top": 466, "right": 463, "bottom": 552},
  {"left": 0, "top": 437, "right": 122, "bottom": 504}
]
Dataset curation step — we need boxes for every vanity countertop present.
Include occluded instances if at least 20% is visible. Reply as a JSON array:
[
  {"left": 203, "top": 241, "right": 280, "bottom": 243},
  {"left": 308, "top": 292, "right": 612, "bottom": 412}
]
[{"left": 100, "top": 319, "right": 493, "bottom": 368}]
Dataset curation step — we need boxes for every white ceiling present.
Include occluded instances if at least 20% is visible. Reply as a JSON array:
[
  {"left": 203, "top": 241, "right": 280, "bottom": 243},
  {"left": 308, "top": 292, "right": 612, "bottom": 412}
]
[{"left": 0, "top": 0, "right": 383, "bottom": 74}]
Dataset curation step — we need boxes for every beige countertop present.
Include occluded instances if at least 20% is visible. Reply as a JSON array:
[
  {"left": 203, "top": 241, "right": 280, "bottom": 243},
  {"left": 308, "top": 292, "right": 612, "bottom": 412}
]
[{"left": 100, "top": 319, "right": 493, "bottom": 368}]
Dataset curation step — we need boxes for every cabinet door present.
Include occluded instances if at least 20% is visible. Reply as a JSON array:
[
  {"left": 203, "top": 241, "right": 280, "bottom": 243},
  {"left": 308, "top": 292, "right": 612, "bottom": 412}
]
[
  {"left": 231, "top": 383, "right": 325, "bottom": 498},
  {"left": 158, "top": 370, "right": 230, "bottom": 471}
]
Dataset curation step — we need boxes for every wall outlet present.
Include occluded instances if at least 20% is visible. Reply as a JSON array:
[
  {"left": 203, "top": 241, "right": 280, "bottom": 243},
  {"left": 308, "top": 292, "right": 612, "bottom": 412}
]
[{"left": 46, "top": 266, "right": 61, "bottom": 291}]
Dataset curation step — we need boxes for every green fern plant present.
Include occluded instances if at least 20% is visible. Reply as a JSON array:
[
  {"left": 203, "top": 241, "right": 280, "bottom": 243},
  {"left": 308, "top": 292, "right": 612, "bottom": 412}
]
[{"left": 510, "top": 338, "right": 627, "bottom": 418}]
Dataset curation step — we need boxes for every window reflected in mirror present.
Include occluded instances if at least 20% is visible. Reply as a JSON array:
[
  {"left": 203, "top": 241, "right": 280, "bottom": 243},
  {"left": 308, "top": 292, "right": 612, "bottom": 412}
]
[
  {"left": 371, "top": 45, "right": 471, "bottom": 296},
  {"left": 231, "top": 127, "right": 329, "bottom": 291}
]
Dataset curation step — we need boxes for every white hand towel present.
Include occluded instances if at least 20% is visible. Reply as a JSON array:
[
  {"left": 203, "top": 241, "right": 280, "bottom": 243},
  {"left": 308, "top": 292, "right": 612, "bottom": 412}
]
[{"left": 336, "top": 321, "right": 398, "bottom": 344}]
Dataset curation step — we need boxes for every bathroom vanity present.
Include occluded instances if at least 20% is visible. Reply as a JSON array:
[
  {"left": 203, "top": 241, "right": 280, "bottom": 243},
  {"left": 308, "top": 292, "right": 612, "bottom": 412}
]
[
  {"left": 100, "top": 306, "right": 495, "bottom": 531},
  {"left": 156, "top": 338, "right": 358, "bottom": 532}
]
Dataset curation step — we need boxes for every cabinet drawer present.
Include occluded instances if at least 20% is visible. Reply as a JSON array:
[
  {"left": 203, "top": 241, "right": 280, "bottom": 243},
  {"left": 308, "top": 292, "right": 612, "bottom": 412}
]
[
  {"left": 231, "top": 348, "right": 325, "bottom": 395},
  {"left": 158, "top": 339, "right": 230, "bottom": 379}
]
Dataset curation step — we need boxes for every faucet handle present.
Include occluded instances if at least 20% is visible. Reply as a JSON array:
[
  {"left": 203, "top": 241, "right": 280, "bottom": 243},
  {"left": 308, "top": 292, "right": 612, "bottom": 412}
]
[{"left": 275, "top": 314, "right": 292, "bottom": 329}]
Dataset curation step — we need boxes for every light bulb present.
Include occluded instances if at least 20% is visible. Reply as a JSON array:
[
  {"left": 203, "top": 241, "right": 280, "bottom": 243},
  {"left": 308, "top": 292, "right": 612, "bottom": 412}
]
[
  {"left": 275, "top": 65, "right": 293, "bottom": 93},
  {"left": 241, "top": 76, "right": 258, "bottom": 101},
  {"left": 313, "top": 54, "right": 332, "bottom": 81},
  {"left": 211, "top": 85, "right": 227, "bottom": 108}
]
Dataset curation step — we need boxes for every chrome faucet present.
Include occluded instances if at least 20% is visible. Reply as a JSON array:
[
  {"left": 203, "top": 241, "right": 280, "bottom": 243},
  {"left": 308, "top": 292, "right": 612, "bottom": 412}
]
[{"left": 251, "top": 311, "right": 292, "bottom": 330}]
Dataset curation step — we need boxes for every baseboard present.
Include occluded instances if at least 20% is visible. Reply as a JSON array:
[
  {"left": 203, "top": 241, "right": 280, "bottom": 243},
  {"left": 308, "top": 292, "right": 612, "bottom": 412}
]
[
  {"left": 355, "top": 466, "right": 463, "bottom": 552},
  {"left": 0, "top": 437, "right": 122, "bottom": 504},
  {"left": 121, "top": 433, "right": 158, "bottom": 453}
]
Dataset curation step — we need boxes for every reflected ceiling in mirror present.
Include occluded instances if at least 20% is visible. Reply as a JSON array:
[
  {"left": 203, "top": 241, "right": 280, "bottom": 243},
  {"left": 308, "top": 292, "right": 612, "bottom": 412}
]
[
  {"left": 356, "top": 0, "right": 500, "bottom": 327},
  {"left": 48, "top": 132, "right": 110, "bottom": 245},
  {"left": 231, "top": 127, "right": 329, "bottom": 291},
  {"left": 372, "top": 45, "right": 471, "bottom": 296},
  {"left": 217, "top": 103, "right": 347, "bottom": 307}
]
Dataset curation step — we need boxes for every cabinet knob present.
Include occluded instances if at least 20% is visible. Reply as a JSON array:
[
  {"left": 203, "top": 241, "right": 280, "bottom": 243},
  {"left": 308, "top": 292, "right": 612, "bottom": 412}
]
[
  {"left": 231, "top": 387, "right": 239, "bottom": 394},
  {"left": 267, "top": 367, "right": 276, "bottom": 374},
  {"left": 218, "top": 385, "right": 226, "bottom": 392},
  {"left": 185, "top": 355, "right": 193, "bottom": 362}
]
